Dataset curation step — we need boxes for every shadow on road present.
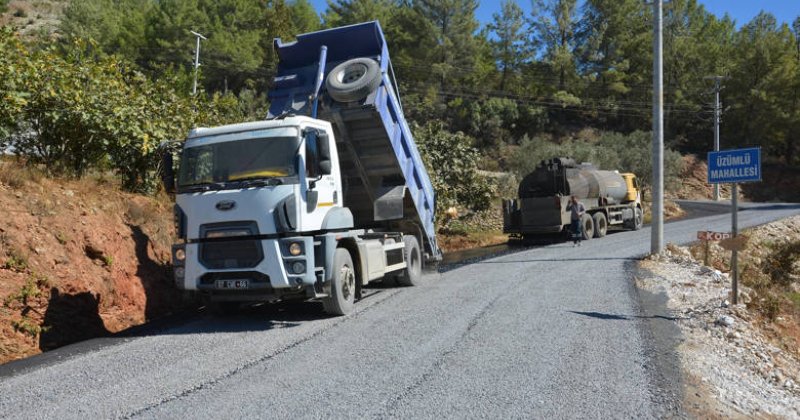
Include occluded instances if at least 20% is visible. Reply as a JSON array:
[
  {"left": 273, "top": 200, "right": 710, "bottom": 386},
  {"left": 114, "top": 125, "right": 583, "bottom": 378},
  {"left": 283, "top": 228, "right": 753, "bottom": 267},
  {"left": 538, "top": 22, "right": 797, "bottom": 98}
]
[
  {"left": 568, "top": 310, "right": 681, "bottom": 321},
  {"left": 119, "top": 287, "right": 392, "bottom": 337},
  {"left": 480, "top": 257, "right": 640, "bottom": 264}
]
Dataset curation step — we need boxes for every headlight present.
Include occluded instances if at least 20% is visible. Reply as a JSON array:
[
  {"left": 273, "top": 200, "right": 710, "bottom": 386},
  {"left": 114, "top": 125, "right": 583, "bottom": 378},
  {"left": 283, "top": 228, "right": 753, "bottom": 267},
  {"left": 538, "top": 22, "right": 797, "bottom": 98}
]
[
  {"left": 174, "top": 267, "right": 185, "bottom": 278},
  {"left": 289, "top": 242, "right": 302, "bottom": 256},
  {"left": 175, "top": 248, "right": 186, "bottom": 261},
  {"left": 291, "top": 261, "right": 305, "bottom": 274}
]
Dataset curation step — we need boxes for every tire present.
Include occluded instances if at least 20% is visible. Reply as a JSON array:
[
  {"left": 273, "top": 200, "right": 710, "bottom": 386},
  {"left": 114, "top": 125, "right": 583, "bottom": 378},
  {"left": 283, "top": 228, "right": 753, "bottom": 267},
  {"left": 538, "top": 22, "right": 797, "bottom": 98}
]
[
  {"left": 323, "top": 248, "right": 356, "bottom": 315},
  {"left": 634, "top": 207, "right": 643, "bottom": 230},
  {"left": 580, "top": 213, "right": 594, "bottom": 241},
  {"left": 396, "top": 235, "right": 422, "bottom": 287},
  {"left": 326, "top": 58, "right": 382, "bottom": 102},
  {"left": 592, "top": 212, "right": 608, "bottom": 238}
]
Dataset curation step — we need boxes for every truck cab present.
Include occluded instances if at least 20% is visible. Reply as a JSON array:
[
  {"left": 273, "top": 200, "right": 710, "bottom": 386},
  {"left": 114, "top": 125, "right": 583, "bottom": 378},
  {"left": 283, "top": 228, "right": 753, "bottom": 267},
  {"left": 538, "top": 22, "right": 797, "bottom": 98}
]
[{"left": 171, "top": 117, "right": 343, "bottom": 294}]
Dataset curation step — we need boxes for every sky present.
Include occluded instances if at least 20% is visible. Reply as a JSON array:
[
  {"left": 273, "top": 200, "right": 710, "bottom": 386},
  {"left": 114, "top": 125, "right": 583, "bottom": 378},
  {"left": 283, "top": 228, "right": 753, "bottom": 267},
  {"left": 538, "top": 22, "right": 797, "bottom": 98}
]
[{"left": 308, "top": 0, "right": 800, "bottom": 28}]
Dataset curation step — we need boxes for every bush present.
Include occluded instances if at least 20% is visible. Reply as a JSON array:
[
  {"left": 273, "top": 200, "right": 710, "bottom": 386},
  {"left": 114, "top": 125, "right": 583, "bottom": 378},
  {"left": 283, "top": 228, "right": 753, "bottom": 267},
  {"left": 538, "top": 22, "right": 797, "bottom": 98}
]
[
  {"left": 0, "top": 31, "right": 245, "bottom": 193},
  {"left": 509, "top": 130, "right": 684, "bottom": 192},
  {"left": 412, "top": 121, "right": 495, "bottom": 219},
  {"left": 762, "top": 240, "right": 800, "bottom": 288}
]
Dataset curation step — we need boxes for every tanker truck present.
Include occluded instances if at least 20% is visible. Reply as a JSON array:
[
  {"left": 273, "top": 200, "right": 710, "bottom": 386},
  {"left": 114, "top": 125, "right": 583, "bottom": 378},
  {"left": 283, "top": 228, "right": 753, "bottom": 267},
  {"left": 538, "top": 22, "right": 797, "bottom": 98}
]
[
  {"left": 161, "top": 22, "right": 440, "bottom": 316},
  {"left": 502, "top": 157, "right": 643, "bottom": 241}
]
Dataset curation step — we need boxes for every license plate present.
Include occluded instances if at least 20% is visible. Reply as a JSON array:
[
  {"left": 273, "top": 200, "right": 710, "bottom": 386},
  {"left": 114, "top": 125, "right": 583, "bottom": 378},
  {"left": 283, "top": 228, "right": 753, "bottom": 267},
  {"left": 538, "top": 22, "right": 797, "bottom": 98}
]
[{"left": 215, "top": 279, "right": 249, "bottom": 289}]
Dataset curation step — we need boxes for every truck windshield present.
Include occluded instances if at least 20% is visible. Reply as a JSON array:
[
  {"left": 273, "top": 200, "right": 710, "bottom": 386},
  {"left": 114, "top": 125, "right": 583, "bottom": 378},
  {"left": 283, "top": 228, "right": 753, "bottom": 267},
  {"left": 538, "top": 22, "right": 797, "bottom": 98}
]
[{"left": 178, "top": 135, "right": 299, "bottom": 190}]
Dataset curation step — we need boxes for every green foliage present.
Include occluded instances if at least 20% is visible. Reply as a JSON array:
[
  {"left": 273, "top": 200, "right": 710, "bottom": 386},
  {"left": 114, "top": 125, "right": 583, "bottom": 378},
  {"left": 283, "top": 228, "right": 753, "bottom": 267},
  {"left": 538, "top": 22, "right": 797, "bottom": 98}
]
[
  {"left": 102, "top": 255, "right": 114, "bottom": 267},
  {"left": 12, "top": 318, "right": 47, "bottom": 338},
  {"left": 510, "top": 131, "right": 683, "bottom": 191},
  {"left": 0, "top": 31, "right": 246, "bottom": 192},
  {"left": 3, "top": 246, "right": 28, "bottom": 272},
  {"left": 3, "top": 275, "right": 48, "bottom": 308},
  {"left": 412, "top": 121, "right": 494, "bottom": 217},
  {"left": 0, "top": 28, "right": 31, "bottom": 141},
  {"left": 487, "top": 0, "right": 527, "bottom": 92}
]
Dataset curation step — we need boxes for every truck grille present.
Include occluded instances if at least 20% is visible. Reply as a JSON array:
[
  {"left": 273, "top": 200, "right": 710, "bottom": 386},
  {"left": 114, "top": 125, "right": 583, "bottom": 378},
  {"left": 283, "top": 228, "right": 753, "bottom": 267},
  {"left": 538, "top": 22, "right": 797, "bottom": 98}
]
[{"left": 199, "top": 222, "right": 263, "bottom": 269}]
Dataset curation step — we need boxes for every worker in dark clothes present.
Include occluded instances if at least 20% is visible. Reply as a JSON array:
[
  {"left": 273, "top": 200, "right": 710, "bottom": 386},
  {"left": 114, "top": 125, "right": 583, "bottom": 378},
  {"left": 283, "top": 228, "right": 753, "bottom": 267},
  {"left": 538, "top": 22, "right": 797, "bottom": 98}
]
[{"left": 566, "top": 195, "right": 586, "bottom": 246}]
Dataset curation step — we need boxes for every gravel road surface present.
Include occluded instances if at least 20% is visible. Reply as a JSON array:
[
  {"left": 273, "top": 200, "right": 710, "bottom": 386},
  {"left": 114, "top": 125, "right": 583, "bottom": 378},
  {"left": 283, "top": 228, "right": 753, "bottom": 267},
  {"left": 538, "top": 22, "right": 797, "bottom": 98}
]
[{"left": 1, "top": 202, "right": 798, "bottom": 419}]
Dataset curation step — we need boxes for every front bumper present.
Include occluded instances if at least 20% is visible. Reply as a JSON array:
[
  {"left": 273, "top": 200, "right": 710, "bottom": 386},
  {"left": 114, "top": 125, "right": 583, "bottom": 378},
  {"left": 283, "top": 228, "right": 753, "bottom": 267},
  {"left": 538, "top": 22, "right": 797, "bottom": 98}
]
[{"left": 173, "top": 236, "right": 317, "bottom": 292}]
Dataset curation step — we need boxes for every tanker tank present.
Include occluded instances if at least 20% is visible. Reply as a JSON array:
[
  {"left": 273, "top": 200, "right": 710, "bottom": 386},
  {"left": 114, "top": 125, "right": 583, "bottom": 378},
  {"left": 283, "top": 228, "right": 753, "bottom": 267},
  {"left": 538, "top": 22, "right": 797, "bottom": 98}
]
[{"left": 518, "top": 157, "right": 629, "bottom": 205}]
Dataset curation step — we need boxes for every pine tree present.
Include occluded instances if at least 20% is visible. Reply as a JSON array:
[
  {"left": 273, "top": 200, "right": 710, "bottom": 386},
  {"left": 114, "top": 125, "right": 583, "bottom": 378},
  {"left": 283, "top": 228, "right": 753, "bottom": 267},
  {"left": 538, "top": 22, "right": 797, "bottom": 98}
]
[{"left": 487, "top": 0, "right": 527, "bottom": 92}]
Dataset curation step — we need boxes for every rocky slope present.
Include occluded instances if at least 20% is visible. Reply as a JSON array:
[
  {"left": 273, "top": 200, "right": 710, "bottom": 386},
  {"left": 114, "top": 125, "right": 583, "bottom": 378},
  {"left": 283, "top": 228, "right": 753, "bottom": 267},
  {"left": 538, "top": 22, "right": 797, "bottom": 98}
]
[
  {"left": 0, "top": 163, "right": 183, "bottom": 364},
  {"left": 637, "top": 216, "right": 800, "bottom": 418}
]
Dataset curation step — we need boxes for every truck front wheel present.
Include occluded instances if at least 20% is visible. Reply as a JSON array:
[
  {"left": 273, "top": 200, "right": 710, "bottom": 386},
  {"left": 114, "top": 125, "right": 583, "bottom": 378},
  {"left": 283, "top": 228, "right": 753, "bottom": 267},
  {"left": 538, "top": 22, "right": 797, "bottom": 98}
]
[
  {"left": 634, "top": 207, "right": 643, "bottom": 230},
  {"left": 323, "top": 248, "right": 356, "bottom": 316},
  {"left": 396, "top": 235, "right": 422, "bottom": 287}
]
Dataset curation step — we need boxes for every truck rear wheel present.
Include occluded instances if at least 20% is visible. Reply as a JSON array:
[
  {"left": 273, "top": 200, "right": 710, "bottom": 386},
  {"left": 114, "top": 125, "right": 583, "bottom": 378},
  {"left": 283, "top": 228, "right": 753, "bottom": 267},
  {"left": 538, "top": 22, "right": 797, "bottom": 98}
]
[
  {"left": 396, "top": 235, "right": 422, "bottom": 287},
  {"left": 326, "top": 58, "right": 382, "bottom": 102},
  {"left": 323, "top": 248, "right": 356, "bottom": 316},
  {"left": 592, "top": 212, "right": 607, "bottom": 238},
  {"left": 581, "top": 213, "right": 594, "bottom": 241}
]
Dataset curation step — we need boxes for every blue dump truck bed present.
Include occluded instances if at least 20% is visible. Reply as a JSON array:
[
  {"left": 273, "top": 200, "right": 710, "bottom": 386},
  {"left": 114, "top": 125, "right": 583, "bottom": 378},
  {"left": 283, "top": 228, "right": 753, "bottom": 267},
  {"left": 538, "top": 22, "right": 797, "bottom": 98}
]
[{"left": 267, "top": 22, "right": 441, "bottom": 261}]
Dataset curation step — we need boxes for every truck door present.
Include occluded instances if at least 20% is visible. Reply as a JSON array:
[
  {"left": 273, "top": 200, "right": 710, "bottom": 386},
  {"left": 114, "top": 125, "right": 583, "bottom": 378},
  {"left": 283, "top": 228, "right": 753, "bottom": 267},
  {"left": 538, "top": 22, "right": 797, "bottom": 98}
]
[{"left": 302, "top": 129, "right": 337, "bottom": 230}]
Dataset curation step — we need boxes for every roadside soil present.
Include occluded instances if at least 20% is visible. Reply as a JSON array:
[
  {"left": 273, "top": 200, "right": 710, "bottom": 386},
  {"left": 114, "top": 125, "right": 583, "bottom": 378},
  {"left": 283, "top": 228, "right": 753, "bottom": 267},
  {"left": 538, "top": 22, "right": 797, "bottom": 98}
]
[
  {"left": 0, "top": 163, "right": 186, "bottom": 364},
  {"left": 637, "top": 216, "right": 800, "bottom": 418}
]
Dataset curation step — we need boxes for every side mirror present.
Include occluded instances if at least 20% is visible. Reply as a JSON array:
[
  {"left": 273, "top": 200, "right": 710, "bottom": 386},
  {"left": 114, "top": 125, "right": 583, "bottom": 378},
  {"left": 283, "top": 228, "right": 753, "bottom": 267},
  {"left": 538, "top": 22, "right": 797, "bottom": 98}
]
[
  {"left": 318, "top": 132, "right": 332, "bottom": 176},
  {"left": 160, "top": 151, "right": 176, "bottom": 194},
  {"left": 305, "top": 129, "right": 332, "bottom": 178}
]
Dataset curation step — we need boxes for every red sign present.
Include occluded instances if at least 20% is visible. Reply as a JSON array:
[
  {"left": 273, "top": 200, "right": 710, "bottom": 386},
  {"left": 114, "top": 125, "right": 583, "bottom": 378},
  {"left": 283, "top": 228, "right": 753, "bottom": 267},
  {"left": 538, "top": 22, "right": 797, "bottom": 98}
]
[{"left": 697, "top": 231, "right": 732, "bottom": 241}]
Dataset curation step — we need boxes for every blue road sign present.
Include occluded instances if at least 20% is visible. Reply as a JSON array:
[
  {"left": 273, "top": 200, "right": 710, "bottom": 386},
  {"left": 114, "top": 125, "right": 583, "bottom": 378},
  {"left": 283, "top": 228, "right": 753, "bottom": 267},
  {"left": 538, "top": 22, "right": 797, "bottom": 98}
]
[{"left": 707, "top": 147, "right": 761, "bottom": 184}]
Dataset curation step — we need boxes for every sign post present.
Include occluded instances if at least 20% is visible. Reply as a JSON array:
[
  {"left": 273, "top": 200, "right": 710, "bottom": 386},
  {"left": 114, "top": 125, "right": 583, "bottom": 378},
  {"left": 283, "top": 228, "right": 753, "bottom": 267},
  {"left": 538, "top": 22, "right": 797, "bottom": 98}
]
[{"left": 707, "top": 147, "right": 761, "bottom": 304}]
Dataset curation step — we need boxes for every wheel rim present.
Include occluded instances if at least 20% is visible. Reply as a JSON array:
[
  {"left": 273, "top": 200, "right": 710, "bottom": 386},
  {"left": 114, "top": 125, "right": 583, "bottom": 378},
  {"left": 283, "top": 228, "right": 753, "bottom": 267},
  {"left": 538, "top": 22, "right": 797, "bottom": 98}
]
[
  {"left": 338, "top": 64, "right": 367, "bottom": 85},
  {"left": 411, "top": 249, "right": 420, "bottom": 276},
  {"left": 339, "top": 264, "right": 355, "bottom": 300}
]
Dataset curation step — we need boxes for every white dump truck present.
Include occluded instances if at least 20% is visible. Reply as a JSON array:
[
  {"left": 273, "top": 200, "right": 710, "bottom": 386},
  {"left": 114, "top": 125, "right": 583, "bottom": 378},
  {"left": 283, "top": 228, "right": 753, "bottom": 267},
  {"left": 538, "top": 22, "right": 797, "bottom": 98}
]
[{"left": 161, "top": 22, "right": 441, "bottom": 315}]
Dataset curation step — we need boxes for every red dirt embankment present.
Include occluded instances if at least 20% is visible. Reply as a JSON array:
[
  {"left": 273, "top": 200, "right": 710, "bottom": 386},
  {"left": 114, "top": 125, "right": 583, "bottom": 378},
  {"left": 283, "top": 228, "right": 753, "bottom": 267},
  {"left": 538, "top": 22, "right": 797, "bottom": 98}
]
[{"left": 0, "top": 163, "right": 182, "bottom": 364}]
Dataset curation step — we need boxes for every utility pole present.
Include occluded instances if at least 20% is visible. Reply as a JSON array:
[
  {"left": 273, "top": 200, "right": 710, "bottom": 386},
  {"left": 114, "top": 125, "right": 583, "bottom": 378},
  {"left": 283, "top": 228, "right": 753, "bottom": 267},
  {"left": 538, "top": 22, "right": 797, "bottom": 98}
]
[
  {"left": 651, "top": 0, "right": 664, "bottom": 254},
  {"left": 705, "top": 75, "right": 728, "bottom": 201},
  {"left": 191, "top": 31, "right": 207, "bottom": 96}
]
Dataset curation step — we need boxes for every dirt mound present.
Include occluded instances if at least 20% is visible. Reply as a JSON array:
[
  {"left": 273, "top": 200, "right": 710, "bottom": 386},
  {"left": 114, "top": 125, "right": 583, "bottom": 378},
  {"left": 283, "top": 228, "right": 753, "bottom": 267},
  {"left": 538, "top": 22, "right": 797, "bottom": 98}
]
[
  {"left": 668, "top": 154, "right": 732, "bottom": 201},
  {"left": 0, "top": 162, "right": 186, "bottom": 364}
]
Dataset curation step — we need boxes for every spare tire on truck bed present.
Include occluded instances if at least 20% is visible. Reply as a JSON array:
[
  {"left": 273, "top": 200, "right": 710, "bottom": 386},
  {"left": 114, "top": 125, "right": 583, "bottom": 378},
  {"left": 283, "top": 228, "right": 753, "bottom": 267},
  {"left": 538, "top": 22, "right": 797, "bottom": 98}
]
[{"left": 325, "top": 58, "right": 382, "bottom": 102}]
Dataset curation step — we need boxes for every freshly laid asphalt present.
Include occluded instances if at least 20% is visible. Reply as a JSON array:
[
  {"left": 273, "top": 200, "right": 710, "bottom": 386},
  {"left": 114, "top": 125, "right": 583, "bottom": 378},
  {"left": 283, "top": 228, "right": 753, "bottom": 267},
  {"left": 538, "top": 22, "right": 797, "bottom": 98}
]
[{"left": 1, "top": 201, "right": 798, "bottom": 419}]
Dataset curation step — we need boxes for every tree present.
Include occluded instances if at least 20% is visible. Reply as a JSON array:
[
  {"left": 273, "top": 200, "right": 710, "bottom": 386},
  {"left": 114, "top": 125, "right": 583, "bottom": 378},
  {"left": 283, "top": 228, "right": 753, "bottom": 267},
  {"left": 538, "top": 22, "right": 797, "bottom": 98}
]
[
  {"left": 290, "top": 0, "right": 321, "bottom": 34},
  {"left": 487, "top": 0, "right": 527, "bottom": 92},
  {"left": 412, "top": 121, "right": 494, "bottom": 216},
  {"left": 577, "top": 0, "right": 650, "bottom": 130},
  {"left": 725, "top": 12, "right": 797, "bottom": 163},
  {"left": 60, "top": 0, "right": 151, "bottom": 62},
  {"left": 530, "top": 0, "right": 581, "bottom": 95},
  {"left": 413, "top": 0, "right": 481, "bottom": 90},
  {"left": 661, "top": 0, "right": 735, "bottom": 148},
  {"left": 323, "top": 0, "right": 397, "bottom": 28}
]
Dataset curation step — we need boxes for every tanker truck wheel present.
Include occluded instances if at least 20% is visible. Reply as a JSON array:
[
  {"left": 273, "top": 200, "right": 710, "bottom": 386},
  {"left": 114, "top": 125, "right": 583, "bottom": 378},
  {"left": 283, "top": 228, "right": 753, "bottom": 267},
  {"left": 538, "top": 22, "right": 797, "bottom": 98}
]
[
  {"left": 323, "top": 248, "right": 356, "bottom": 316},
  {"left": 592, "top": 212, "right": 608, "bottom": 238},
  {"left": 326, "top": 58, "right": 382, "bottom": 102},
  {"left": 580, "top": 213, "right": 594, "bottom": 241},
  {"left": 634, "top": 207, "right": 643, "bottom": 230},
  {"left": 396, "top": 235, "right": 422, "bottom": 287}
]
